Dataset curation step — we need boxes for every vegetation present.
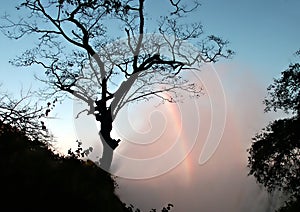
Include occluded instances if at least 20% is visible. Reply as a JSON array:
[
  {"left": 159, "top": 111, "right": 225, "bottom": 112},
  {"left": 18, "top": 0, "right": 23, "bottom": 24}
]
[
  {"left": 0, "top": 0, "right": 233, "bottom": 170},
  {"left": 0, "top": 120, "right": 175, "bottom": 211},
  {"left": 0, "top": 120, "right": 128, "bottom": 211},
  {"left": 0, "top": 86, "right": 50, "bottom": 141},
  {"left": 247, "top": 62, "right": 300, "bottom": 211},
  {"left": 0, "top": 89, "right": 173, "bottom": 211}
]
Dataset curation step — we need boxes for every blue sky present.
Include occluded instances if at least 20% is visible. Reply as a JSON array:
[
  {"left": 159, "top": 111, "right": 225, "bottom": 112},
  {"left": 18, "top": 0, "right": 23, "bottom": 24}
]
[
  {"left": 200, "top": 0, "right": 299, "bottom": 77},
  {"left": 1, "top": 0, "right": 300, "bottom": 211},
  {"left": 1, "top": 0, "right": 299, "bottom": 94}
]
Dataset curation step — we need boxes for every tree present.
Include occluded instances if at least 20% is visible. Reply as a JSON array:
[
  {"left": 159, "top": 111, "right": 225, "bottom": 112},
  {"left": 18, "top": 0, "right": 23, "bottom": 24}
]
[
  {"left": 0, "top": 85, "right": 51, "bottom": 141},
  {"left": 247, "top": 62, "right": 300, "bottom": 211},
  {"left": 1, "top": 0, "right": 233, "bottom": 170}
]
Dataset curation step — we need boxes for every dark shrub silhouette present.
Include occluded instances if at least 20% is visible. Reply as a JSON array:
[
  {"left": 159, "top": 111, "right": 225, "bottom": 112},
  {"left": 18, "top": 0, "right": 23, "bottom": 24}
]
[
  {"left": 248, "top": 62, "right": 300, "bottom": 212},
  {"left": 0, "top": 121, "right": 128, "bottom": 211}
]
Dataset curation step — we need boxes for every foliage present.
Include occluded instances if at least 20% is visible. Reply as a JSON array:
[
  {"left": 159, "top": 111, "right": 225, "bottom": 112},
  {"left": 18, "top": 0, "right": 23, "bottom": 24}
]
[
  {"left": 67, "top": 139, "right": 94, "bottom": 158},
  {"left": 0, "top": 121, "right": 174, "bottom": 211},
  {"left": 248, "top": 117, "right": 300, "bottom": 194},
  {"left": 264, "top": 63, "right": 300, "bottom": 115},
  {"left": 248, "top": 62, "right": 300, "bottom": 211},
  {"left": 277, "top": 196, "right": 300, "bottom": 212},
  {"left": 68, "top": 139, "right": 175, "bottom": 212},
  {"left": 125, "top": 203, "right": 174, "bottom": 212},
  {"left": 0, "top": 121, "right": 128, "bottom": 211}
]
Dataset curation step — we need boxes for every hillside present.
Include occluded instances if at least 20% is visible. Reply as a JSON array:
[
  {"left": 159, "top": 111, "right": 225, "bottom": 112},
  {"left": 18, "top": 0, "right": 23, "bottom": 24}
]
[{"left": 0, "top": 122, "right": 128, "bottom": 211}]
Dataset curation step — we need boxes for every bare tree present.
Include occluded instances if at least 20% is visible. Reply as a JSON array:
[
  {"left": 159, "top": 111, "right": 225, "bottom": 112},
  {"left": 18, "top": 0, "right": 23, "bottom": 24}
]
[
  {"left": 0, "top": 85, "right": 52, "bottom": 141},
  {"left": 0, "top": 0, "right": 233, "bottom": 170}
]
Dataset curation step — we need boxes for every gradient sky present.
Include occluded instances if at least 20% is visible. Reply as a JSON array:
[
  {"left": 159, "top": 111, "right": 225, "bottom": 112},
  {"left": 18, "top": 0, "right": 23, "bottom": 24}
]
[{"left": 1, "top": 0, "right": 300, "bottom": 211}]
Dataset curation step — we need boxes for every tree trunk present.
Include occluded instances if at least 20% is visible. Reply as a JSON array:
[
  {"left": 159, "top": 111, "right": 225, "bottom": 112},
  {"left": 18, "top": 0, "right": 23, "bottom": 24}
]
[
  {"left": 98, "top": 109, "right": 120, "bottom": 171},
  {"left": 99, "top": 133, "right": 114, "bottom": 171}
]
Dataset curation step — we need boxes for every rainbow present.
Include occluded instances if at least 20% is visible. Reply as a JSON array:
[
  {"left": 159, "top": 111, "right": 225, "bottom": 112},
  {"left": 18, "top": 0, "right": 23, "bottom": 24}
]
[{"left": 163, "top": 94, "right": 194, "bottom": 184}]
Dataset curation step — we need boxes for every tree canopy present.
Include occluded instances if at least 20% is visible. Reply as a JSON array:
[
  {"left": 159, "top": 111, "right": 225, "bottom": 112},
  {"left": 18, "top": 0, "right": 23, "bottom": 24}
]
[
  {"left": 264, "top": 63, "right": 300, "bottom": 115},
  {"left": 248, "top": 62, "right": 300, "bottom": 212},
  {"left": 0, "top": 0, "right": 233, "bottom": 170}
]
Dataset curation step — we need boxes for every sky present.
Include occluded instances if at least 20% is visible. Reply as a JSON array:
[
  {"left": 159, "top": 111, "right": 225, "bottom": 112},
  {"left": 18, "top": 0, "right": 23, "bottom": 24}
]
[{"left": 0, "top": 0, "right": 300, "bottom": 211}]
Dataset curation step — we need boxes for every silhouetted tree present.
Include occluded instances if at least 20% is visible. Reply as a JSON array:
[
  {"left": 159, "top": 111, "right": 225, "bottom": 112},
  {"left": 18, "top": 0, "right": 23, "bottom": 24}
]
[
  {"left": 0, "top": 86, "right": 51, "bottom": 141},
  {"left": 248, "top": 62, "right": 300, "bottom": 211},
  {"left": 0, "top": 0, "right": 233, "bottom": 170}
]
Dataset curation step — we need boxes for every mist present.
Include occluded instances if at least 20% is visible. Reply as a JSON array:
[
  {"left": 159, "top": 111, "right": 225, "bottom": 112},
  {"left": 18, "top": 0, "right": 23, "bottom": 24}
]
[
  {"left": 111, "top": 63, "right": 283, "bottom": 212},
  {"left": 69, "top": 63, "right": 283, "bottom": 211}
]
